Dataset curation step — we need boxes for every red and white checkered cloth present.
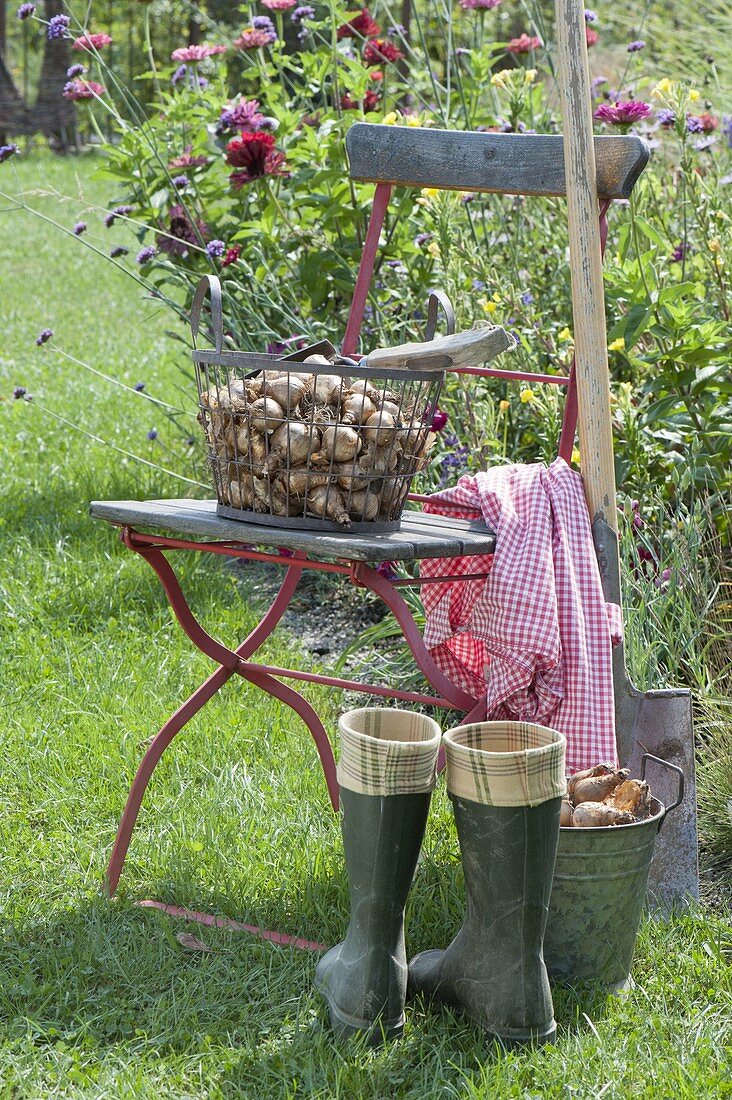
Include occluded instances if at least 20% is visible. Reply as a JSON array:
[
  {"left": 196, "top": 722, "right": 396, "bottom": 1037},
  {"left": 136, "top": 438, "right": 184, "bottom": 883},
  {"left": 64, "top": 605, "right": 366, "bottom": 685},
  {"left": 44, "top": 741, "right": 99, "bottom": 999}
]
[{"left": 420, "top": 458, "right": 622, "bottom": 774}]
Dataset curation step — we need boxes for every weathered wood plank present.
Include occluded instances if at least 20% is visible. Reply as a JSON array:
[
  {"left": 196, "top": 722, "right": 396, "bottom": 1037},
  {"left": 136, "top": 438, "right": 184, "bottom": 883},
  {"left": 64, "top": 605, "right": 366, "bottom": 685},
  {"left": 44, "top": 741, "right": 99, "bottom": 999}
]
[
  {"left": 89, "top": 499, "right": 496, "bottom": 562},
  {"left": 346, "top": 124, "right": 649, "bottom": 200}
]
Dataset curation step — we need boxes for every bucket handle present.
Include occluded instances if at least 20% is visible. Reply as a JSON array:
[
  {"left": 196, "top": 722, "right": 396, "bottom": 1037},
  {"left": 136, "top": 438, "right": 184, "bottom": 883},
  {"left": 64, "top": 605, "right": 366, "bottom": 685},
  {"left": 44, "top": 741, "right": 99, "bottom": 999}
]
[
  {"left": 190, "top": 274, "right": 224, "bottom": 353},
  {"left": 641, "top": 752, "right": 684, "bottom": 833}
]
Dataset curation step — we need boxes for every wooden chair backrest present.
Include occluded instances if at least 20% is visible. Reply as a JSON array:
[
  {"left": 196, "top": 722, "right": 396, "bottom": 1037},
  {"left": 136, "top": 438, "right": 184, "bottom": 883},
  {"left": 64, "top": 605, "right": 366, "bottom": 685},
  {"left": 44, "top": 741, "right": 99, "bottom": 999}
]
[{"left": 346, "top": 123, "right": 648, "bottom": 200}]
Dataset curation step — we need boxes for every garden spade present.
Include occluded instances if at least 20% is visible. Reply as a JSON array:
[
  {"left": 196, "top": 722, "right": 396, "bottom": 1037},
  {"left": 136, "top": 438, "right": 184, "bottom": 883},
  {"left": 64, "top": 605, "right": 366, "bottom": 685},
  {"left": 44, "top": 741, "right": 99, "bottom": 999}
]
[{"left": 555, "top": 0, "right": 698, "bottom": 909}]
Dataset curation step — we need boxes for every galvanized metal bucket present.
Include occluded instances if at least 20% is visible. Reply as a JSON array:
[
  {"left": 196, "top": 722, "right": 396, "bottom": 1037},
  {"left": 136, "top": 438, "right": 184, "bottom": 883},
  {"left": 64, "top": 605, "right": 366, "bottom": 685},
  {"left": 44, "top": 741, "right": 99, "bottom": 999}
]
[{"left": 544, "top": 754, "right": 684, "bottom": 992}]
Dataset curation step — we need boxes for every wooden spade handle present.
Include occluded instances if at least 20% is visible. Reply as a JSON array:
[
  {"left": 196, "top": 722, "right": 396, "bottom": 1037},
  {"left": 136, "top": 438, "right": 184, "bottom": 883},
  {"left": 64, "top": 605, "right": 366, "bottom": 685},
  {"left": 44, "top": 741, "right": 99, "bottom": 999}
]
[{"left": 555, "top": 0, "right": 617, "bottom": 531}]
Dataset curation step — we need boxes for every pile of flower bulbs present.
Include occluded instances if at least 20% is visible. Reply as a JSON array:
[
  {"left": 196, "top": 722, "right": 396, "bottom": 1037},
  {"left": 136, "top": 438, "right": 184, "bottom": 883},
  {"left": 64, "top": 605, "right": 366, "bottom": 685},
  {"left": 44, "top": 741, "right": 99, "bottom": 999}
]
[
  {"left": 560, "top": 763, "right": 653, "bottom": 827},
  {"left": 200, "top": 356, "right": 434, "bottom": 526}
]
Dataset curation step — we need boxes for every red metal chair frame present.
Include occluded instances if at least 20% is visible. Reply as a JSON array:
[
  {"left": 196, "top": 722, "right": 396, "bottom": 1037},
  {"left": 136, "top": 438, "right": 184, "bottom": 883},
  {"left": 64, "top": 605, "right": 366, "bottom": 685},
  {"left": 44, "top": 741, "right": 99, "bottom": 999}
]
[{"left": 103, "top": 183, "right": 613, "bottom": 948}]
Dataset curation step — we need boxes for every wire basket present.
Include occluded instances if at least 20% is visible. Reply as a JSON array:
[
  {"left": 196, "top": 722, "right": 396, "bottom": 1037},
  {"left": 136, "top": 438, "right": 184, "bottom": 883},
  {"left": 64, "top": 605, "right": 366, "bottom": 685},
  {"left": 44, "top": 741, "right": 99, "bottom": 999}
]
[{"left": 191, "top": 276, "right": 446, "bottom": 533}]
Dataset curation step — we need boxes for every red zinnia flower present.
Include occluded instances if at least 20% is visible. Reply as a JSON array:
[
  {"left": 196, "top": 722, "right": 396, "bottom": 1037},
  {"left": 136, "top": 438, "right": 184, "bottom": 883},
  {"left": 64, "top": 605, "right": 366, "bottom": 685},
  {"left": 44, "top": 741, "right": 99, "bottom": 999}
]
[
  {"left": 340, "top": 89, "right": 380, "bottom": 113},
  {"left": 337, "top": 7, "right": 381, "bottom": 39},
  {"left": 363, "top": 37, "right": 403, "bottom": 64},
  {"left": 222, "top": 245, "right": 241, "bottom": 267},
  {"left": 157, "top": 203, "right": 208, "bottom": 257},
  {"left": 690, "top": 113, "right": 718, "bottom": 133},
  {"left": 170, "top": 44, "right": 227, "bottom": 62},
  {"left": 506, "top": 33, "right": 541, "bottom": 54},
  {"left": 72, "top": 33, "right": 112, "bottom": 51},
  {"left": 585, "top": 26, "right": 599, "bottom": 46},
  {"left": 226, "top": 131, "right": 288, "bottom": 185}
]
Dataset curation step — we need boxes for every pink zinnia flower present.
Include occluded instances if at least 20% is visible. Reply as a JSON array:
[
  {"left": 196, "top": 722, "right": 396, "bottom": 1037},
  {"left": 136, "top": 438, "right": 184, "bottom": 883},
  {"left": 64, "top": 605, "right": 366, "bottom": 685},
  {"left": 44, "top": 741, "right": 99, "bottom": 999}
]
[
  {"left": 593, "top": 100, "right": 652, "bottom": 129},
  {"left": 72, "top": 33, "right": 112, "bottom": 51},
  {"left": 585, "top": 25, "right": 598, "bottom": 46},
  {"left": 226, "top": 131, "right": 288, "bottom": 185},
  {"left": 459, "top": 0, "right": 502, "bottom": 9},
  {"left": 337, "top": 7, "right": 381, "bottom": 39},
  {"left": 170, "top": 44, "right": 227, "bottom": 62},
  {"left": 235, "top": 27, "right": 276, "bottom": 49},
  {"left": 363, "top": 37, "right": 403, "bottom": 64},
  {"left": 261, "top": 0, "right": 296, "bottom": 8},
  {"left": 168, "top": 149, "right": 209, "bottom": 169},
  {"left": 62, "top": 79, "right": 106, "bottom": 100},
  {"left": 506, "top": 33, "right": 541, "bottom": 54}
]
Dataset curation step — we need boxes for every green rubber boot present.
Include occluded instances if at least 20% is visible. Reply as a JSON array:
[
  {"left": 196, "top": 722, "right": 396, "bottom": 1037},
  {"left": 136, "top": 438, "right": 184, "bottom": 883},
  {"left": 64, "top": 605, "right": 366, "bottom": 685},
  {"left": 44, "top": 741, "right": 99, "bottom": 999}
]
[
  {"left": 315, "top": 708, "right": 442, "bottom": 1045},
  {"left": 408, "top": 721, "right": 566, "bottom": 1047}
]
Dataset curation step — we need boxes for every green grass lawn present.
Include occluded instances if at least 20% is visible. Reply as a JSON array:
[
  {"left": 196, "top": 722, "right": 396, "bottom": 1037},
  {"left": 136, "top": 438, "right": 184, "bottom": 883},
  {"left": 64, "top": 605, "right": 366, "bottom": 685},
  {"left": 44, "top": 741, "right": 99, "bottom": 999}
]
[{"left": 1, "top": 153, "right": 731, "bottom": 1099}]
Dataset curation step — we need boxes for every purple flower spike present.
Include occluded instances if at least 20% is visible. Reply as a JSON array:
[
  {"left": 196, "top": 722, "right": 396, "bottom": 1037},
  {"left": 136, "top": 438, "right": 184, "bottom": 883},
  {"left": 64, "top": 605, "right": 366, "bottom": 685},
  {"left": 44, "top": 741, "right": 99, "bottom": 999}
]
[
  {"left": 206, "top": 239, "right": 226, "bottom": 258},
  {"left": 134, "top": 382, "right": 146, "bottom": 392},
  {"left": 584, "top": 8, "right": 598, "bottom": 21},
  {"left": 66, "top": 63, "right": 85, "bottom": 78},
  {"left": 627, "top": 40, "right": 645, "bottom": 51},
  {"left": 17, "top": 3, "right": 36, "bottom": 20},
  {"left": 47, "top": 13, "right": 70, "bottom": 39},
  {"left": 13, "top": 385, "right": 27, "bottom": 398},
  {"left": 147, "top": 429, "right": 158, "bottom": 440},
  {"left": 0, "top": 143, "right": 20, "bottom": 163},
  {"left": 136, "top": 245, "right": 157, "bottom": 265},
  {"left": 73, "top": 221, "right": 87, "bottom": 236},
  {"left": 36, "top": 328, "right": 54, "bottom": 345},
  {"left": 110, "top": 245, "right": 129, "bottom": 258},
  {"left": 520, "top": 290, "right": 534, "bottom": 305}
]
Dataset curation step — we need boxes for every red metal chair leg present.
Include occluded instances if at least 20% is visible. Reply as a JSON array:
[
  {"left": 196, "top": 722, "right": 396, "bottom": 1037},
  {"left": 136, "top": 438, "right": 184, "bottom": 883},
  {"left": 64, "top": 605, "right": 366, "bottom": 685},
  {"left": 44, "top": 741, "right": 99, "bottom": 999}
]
[
  {"left": 105, "top": 549, "right": 312, "bottom": 895},
  {"left": 105, "top": 663, "right": 236, "bottom": 896}
]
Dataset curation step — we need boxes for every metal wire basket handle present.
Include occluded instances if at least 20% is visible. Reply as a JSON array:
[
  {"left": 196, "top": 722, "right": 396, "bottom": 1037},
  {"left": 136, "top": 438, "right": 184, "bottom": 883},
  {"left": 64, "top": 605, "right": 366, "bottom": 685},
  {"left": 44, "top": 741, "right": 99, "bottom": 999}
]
[
  {"left": 425, "top": 289, "right": 456, "bottom": 340},
  {"left": 190, "top": 274, "right": 224, "bottom": 353}
]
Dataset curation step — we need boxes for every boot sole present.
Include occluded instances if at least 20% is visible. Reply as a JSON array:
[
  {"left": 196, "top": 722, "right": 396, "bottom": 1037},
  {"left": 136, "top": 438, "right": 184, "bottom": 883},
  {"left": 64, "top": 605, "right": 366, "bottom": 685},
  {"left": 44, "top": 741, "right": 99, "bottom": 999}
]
[
  {"left": 314, "top": 976, "right": 404, "bottom": 1045},
  {"left": 484, "top": 1017, "right": 557, "bottom": 1048}
]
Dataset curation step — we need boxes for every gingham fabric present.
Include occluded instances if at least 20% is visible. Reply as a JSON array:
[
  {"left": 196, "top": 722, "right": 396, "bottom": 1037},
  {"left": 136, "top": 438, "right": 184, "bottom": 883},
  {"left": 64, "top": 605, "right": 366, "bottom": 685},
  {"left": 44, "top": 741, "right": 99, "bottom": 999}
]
[
  {"left": 420, "top": 458, "right": 622, "bottom": 775},
  {"left": 444, "top": 721, "right": 567, "bottom": 807},
  {"left": 337, "top": 708, "right": 442, "bottom": 796}
]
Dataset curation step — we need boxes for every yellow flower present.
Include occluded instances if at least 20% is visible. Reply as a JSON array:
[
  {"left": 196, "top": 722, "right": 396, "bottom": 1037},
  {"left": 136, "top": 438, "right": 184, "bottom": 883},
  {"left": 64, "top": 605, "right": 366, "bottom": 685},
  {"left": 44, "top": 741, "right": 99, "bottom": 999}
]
[
  {"left": 558, "top": 326, "right": 572, "bottom": 341},
  {"left": 524, "top": 68, "right": 537, "bottom": 85},
  {"left": 652, "top": 78, "right": 673, "bottom": 98},
  {"left": 405, "top": 115, "right": 422, "bottom": 127},
  {"left": 427, "top": 240, "right": 441, "bottom": 259},
  {"left": 491, "top": 70, "right": 509, "bottom": 89},
  {"left": 688, "top": 88, "right": 701, "bottom": 102},
  {"left": 420, "top": 187, "right": 438, "bottom": 199},
  {"left": 499, "top": 399, "right": 510, "bottom": 413},
  {"left": 480, "top": 298, "right": 498, "bottom": 314},
  {"left": 708, "top": 238, "right": 721, "bottom": 253},
  {"left": 520, "top": 388, "right": 535, "bottom": 404},
  {"left": 491, "top": 291, "right": 501, "bottom": 303},
  {"left": 608, "top": 337, "right": 625, "bottom": 352},
  {"left": 383, "top": 111, "right": 398, "bottom": 126},
  {"left": 571, "top": 447, "right": 581, "bottom": 465}
]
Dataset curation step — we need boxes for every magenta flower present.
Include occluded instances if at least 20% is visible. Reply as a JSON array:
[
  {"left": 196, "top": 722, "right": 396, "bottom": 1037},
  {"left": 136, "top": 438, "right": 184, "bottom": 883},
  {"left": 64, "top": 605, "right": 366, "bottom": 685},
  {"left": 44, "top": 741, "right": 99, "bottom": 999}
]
[
  {"left": 507, "top": 33, "right": 541, "bottom": 54},
  {"left": 234, "top": 27, "right": 277, "bottom": 49},
  {"left": 262, "top": 0, "right": 296, "bottom": 8},
  {"left": 170, "top": 44, "right": 227, "bottom": 62},
  {"left": 593, "top": 100, "right": 651, "bottom": 130},
  {"left": 431, "top": 409, "right": 448, "bottom": 432},
  {"left": 459, "top": 0, "right": 502, "bottom": 9},
  {"left": 72, "top": 33, "right": 112, "bottom": 51},
  {"left": 63, "top": 80, "right": 106, "bottom": 101}
]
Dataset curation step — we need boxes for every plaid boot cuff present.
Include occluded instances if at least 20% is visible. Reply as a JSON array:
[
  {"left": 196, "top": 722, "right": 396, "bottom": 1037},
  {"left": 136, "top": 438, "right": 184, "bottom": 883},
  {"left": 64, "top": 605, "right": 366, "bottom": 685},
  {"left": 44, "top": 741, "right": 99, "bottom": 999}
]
[
  {"left": 444, "top": 721, "right": 566, "bottom": 807},
  {"left": 337, "top": 708, "right": 442, "bottom": 797}
]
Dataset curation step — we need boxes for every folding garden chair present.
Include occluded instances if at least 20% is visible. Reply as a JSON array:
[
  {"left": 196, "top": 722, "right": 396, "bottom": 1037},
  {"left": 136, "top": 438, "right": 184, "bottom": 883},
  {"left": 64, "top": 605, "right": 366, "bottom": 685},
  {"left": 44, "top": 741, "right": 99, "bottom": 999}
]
[{"left": 91, "top": 6, "right": 697, "bottom": 922}]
